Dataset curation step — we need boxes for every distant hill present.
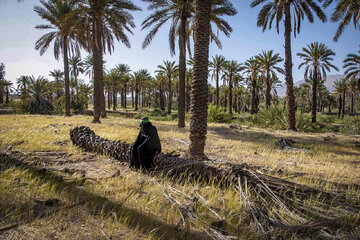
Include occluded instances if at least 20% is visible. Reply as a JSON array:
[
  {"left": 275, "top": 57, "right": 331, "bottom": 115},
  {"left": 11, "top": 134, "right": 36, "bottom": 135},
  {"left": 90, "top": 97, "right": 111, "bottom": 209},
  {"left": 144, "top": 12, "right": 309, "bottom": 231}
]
[{"left": 276, "top": 74, "right": 344, "bottom": 97}]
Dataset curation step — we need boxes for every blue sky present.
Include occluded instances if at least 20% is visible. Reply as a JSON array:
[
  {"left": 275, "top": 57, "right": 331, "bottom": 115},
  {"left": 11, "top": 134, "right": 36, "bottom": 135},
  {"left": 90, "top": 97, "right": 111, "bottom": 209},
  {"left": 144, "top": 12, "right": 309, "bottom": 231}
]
[{"left": 0, "top": 0, "right": 358, "bottom": 87}]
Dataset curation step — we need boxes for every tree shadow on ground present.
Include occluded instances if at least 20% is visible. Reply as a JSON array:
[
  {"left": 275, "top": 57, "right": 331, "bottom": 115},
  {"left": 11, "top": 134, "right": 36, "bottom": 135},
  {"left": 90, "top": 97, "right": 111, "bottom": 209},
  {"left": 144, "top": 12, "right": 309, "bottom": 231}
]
[
  {"left": 207, "top": 126, "right": 360, "bottom": 156},
  {"left": 0, "top": 153, "right": 208, "bottom": 240}
]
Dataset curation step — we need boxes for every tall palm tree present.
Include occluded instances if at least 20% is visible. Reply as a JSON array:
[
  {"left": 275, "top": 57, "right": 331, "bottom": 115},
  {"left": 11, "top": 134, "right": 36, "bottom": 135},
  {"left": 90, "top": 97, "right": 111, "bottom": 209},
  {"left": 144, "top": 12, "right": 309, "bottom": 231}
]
[
  {"left": 141, "top": 0, "right": 194, "bottom": 127},
  {"left": 334, "top": 78, "right": 347, "bottom": 118},
  {"left": 323, "top": 0, "right": 360, "bottom": 41},
  {"left": 34, "top": 0, "right": 81, "bottom": 116},
  {"left": 256, "top": 50, "right": 284, "bottom": 108},
  {"left": 343, "top": 48, "right": 360, "bottom": 89},
  {"left": 223, "top": 60, "right": 243, "bottom": 114},
  {"left": 16, "top": 75, "right": 30, "bottom": 100},
  {"left": 156, "top": 61, "right": 179, "bottom": 114},
  {"left": 347, "top": 77, "right": 358, "bottom": 114},
  {"left": 69, "top": 55, "right": 84, "bottom": 96},
  {"left": 297, "top": 42, "right": 338, "bottom": 123},
  {"left": 77, "top": 0, "right": 140, "bottom": 123},
  {"left": 132, "top": 69, "right": 151, "bottom": 111},
  {"left": 115, "top": 64, "right": 131, "bottom": 109},
  {"left": 142, "top": 0, "right": 236, "bottom": 128},
  {"left": 209, "top": 55, "right": 226, "bottom": 106},
  {"left": 49, "top": 69, "right": 64, "bottom": 98},
  {"left": 243, "top": 57, "right": 261, "bottom": 114},
  {"left": 251, "top": 0, "right": 326, "bottom": 130},
  {"left": 188, "top": 0, "right": 211, "bottom": 158}
]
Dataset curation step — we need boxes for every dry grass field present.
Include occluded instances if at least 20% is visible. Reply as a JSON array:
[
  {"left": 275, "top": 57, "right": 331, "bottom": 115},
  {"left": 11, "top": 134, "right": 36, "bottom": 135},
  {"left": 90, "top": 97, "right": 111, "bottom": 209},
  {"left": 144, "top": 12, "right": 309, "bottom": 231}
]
[{"left": 0, "top": 114, "right": 359, "bottom": 239}]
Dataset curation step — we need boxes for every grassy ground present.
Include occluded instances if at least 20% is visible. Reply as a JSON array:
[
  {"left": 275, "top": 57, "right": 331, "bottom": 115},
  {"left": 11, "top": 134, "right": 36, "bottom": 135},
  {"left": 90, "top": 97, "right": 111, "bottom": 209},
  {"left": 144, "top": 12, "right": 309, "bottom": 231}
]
[{"left": 0, "top": 114, "right": 359, "bottom": 239}]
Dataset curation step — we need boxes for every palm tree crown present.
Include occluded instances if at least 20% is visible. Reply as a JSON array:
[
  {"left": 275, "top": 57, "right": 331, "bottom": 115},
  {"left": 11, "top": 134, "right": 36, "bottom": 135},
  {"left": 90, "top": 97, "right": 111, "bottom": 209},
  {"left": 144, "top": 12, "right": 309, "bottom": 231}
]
[
  {"left": 323, "top": 0, "right": 360, "bottom": 41},
  {"left": 343, "top": 48, "right": 360, "bottom": 88}
]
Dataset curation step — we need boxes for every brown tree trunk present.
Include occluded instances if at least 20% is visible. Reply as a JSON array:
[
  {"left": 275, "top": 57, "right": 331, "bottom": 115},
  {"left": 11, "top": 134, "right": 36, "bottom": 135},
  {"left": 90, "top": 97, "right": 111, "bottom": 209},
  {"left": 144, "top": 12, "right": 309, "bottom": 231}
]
[
  {"left": 178, "top": 13, "right": 186, "bottom": 128},
  {"left": 284, "top": 3, "right": 297, "bottom": 130},
  {"left": 251, "top": 77, "right": 257, "bottom": 114},
  {"left": 91, "top": 17, "right": 103, "bottom": 123},
  {"left": 186, "top": 75, "right": 190, "bottom": 112},
  {"left": 312, "top": 68, "right": 317, "bottom": 123},
  {"left": 338, "top": 96, "right": 342, "bottom": 118},
  {"left": 160, "top": 82, "right": 165, "bottom": 111},
  {"left": 350, "top": 93, "right": 354, "bottom": 115},
  {"left": 188, "top": 0, "right": 211, "bottom": 157},
  {"left": 265, "top": 68, "right": 271, "bottom": 108},
  {"left": 167, "top": 74, "right": 172, "bottom": 114},
  {"left": 5, "top": 86, "right": 9, "bottom": 104},
  {"left": 135, "top": 83, "right": 138, "bottom": 111},
  {"left": 124, "top": 85, "right": 127, "bottom": 109},
  {"left": 341, "top": 87, "right": 345, "bottom": 119},
  {"left": 113, "top": 90, "right": 117, "bottom": 111},
  {"left": 229, "top": 75, "right": 233, "bottom": 114},
  {"left": 216, "top": 70, "right": 220, "bottom": 106},
  {"left": 131, "top": 88, "right": 134, "bottom": 108},
  {"left": 63, "top": 36, "right": 71, "bottom": 117},
  {"left": 0, "top": 86, "right": 3, "bottom": 104}
]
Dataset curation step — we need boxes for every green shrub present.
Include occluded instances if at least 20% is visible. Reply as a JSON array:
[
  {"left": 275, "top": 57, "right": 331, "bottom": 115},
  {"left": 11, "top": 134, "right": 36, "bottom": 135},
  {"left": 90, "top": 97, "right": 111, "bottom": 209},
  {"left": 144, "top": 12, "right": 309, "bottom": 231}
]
[
  {"left": 207, "top": 104, "right": 232, "bottom": 123},
  {"left": 253, "top": 104, "right": 287, "bottom": 129}
]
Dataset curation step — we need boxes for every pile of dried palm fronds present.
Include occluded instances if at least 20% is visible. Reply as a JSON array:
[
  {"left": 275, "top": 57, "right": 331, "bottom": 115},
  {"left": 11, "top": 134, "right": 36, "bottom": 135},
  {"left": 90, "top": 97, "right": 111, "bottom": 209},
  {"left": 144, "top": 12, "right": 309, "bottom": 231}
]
[{"left": 70, "top": 126, "right": 360, "bottom": 239}]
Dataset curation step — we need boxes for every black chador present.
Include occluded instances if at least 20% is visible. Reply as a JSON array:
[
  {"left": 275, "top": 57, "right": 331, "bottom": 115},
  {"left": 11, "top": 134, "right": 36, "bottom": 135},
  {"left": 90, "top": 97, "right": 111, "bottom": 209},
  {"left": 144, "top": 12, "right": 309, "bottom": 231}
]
[{"left": 130, "top": 117, "right": 161, "bottom": 170}]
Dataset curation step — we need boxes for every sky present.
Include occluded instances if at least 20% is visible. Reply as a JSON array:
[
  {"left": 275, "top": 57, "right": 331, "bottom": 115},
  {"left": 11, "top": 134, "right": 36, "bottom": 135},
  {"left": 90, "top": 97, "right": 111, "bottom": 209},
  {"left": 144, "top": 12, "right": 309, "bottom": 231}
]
[{"left": 0, "top": 0, "right": 359, "bottom": 88}]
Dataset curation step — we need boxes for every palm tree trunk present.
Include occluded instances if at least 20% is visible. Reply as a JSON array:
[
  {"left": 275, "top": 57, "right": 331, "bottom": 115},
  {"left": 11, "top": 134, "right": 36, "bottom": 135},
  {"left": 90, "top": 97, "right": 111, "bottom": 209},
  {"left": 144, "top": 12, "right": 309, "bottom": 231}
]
[
  {"left": 178, "top": 13, "right": 186, "bottom": 128},
  {"left": 113, "top": 90, "right": 117, "bottom": 111},
  {"left": 188, "top": 0, "right": 211, "bottom": 157},
  {"left": 284, "top": 3, "right": 296, "bottom": 130},
  {"left": 265, "top": 69, "right": 271, "bottom": 108},
  {"left": 312, "top": 69, "right": 317, "bottom": 123},
  {"left": 341, "top": 88, "right": 345, "bottom": 118},
  {"left": 63, "top": 36, "right": 71, "bottom": 117},
  {"left": 216, "top": 70, "right": 219, "bottom": 106},
  {"left": 131, "top": 88, "right": 134, "bottom": 108},
  {"left": 135, "top": 83, "right": 138, "bottom": 111},
  {"left": 186, "top": 75, "right": 190, "bottom": 112},
  {"left": 5, "top": 86, "right": 9, "bottom": 104},
  {"left": 124, "top": 85, "right": 127, "bottom": 109},
  {"left": 92, "top": 17, "right": 102, "bottom": 123},
  {"left": 159, "top": 82, "right": 165, "bottom": 111},
  {"left": 338, "top": 96, "right": 342, "bottom": 118},
  {"left": 167, "top": 75, "right": 172, "bottom": 114},
  {"left": 251, "top": 77, "right": 257, "bottom": 114},
  {"left": 229, "top": 75, "right": 233, "bottom": 114},
  {"left": 350, "top": 93, "right": 354, "bottom": 115}
]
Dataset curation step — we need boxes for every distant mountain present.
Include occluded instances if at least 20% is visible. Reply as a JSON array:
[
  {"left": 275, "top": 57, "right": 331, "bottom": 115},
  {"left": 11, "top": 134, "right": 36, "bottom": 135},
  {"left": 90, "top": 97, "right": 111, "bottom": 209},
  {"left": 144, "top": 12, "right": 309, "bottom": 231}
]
[{"left": 276, "top": 74, "right": 344, "bottom": 97}]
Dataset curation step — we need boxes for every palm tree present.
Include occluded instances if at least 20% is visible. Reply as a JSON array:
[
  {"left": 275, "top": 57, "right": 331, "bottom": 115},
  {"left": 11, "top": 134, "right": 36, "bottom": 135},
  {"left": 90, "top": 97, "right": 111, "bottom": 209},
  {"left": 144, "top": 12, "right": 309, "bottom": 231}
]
[
  {"left": 223, "top": 60, "right": 243, "bottom": 114},
  {"left": 243, "top": 57, "right": 261, "bottom": 114},
  {"left": 343, "top": 48, "right": 360, "bottom": 89},
  {"left": 83, "top": 55, "right": 94, "bottom": 79},
  {"left": 115, "top": 64, "right": 131, "bottom": 109},
  {"left": 334, "top": 78, "right": 347, "bottom": 118},
  {"left": 77, "top": 0, "right": 140, "bottom": 123},
  {"left": 0, "top": 63, "right": 5, "bottom": 104},
  {"left": 132, "top": 69, "right": 151, "bottom": 111},
  {"left": 34, "top": 0, "right": 81, "bottom": 116},
  {"left": 156, "top": 61, "right": 179, "bottom": 114},
  {"left": 323, "top": 0, "right": 360, "bottom": 41},
  {"left": 141, "top": 0, "right": 194, "bottom": 127},
  {"left": 142, "top": 0, "right": 236, "bottom": 128},
  {"left": 297, "top": 42, "right": 338, "bottom": 123},
  {"left": 188, "top": 0, "right": 211, "bottom": 158},
  {"left": 256, "top": 50, "right": 284, "bottom": 108},
  {"left": 69, "top": 55, "right": 84, "bottom": 96},
  {"left": 49, "top": 69, "right": 64, "bottom": 98},
  {"left": 347, "top": 77, "right": 358, "bottom": 114},
  {"left": 17, "top": 75, "right": 30, "bottom": 100},
  {"left": 251, "top": 0, "right": 326, "bottom": 130},
  {"left": 209, "top": 55, "right": 226, "bottom": 106}
]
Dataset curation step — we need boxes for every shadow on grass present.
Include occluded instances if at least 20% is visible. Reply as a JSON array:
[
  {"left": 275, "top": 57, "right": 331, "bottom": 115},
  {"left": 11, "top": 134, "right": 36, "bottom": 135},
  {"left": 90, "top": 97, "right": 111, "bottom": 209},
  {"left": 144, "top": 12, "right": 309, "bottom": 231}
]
[
  {"left": 208, "top": 125, "right": 360, "bottom": 156},
  {"left": 0, "top": 153, "right": 208, "bottom": 240}
]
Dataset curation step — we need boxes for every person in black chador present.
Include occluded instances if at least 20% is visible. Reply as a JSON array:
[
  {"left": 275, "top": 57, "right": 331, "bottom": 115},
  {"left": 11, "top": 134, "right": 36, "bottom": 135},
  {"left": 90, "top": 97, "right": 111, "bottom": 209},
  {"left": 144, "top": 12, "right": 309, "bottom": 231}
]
[{"left": 130, "top": 117, "right": 161, "bottom": 170}]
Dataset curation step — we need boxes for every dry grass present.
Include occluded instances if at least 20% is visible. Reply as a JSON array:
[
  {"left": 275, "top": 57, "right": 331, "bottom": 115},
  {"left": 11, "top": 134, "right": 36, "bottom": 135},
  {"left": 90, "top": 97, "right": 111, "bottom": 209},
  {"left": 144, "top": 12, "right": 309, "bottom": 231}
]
[{"left": 0, "top": 114, "right": 359, "bottom": 239}]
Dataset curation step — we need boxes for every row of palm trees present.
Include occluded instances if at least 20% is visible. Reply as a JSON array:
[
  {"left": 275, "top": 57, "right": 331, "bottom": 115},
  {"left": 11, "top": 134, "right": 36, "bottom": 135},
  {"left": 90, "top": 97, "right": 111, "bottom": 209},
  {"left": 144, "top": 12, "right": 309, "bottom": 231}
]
[{"left": 32, "top": 0, "right": 360, "bottom": 157}]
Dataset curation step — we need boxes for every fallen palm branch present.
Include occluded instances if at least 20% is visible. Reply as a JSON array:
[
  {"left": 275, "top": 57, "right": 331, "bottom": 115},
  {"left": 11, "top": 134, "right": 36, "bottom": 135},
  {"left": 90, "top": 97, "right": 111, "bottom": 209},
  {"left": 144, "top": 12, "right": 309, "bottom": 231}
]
[{"left": 70, "top": 126, "right": 360, "bottom": 238}]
